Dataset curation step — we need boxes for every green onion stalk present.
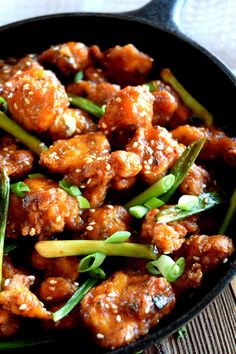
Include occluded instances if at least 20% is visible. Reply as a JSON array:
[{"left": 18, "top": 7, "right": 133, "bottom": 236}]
[
  {"left": 68, "top": 93, "right": 104, "bottom": 119},
  {"left": 219, "top": 188, "right": 236, "bottom": 234}
]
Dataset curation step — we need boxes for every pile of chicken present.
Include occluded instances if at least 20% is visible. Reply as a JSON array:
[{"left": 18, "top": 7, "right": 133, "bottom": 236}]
[{"left": 0, "top": 42, "right": 235, "bottom": 349}]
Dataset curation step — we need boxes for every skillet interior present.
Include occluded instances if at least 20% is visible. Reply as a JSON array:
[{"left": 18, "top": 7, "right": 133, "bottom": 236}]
[{"left": 0, "top": 13, "right": 235, "bottom": 354}]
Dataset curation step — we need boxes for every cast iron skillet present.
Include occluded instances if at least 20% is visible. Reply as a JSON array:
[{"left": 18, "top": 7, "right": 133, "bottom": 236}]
[{"left": 0, "top": 0, "right": 235, "bottom": 353}]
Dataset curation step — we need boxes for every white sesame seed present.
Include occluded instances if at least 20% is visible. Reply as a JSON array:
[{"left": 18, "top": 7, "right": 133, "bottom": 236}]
[
  {"left": 29, "top": 228, "right": 36, "bottom": 236},
  {"left": 24, "top": 160, "right": 30, "bottom": 165},
  {"left": 106, "top": 205, "right": 114, "bottom": 209},
  {"left": 80, "top": 185, "right": 86, "bottom": 189},
  {"left": 89, "top": 221, "right": 96, "bottom": 225},
  {"left": 90, "top": 209, "right": 95, "bottom": 213},
  {"left": 116, "top": 315, "right": 121, "bottom": 322},
  {"left": 106, "top": 164, "right": 111, "bottom": 171},
  {"left": 4, "top": 278, "right": 10, "bottom": 287},
  {"left": 105, "top": 303, "right": 110, "bottom": 309},
  {"left": 56, "top": 216, "right": 61, "bottom": 223},
  {"left": 110, "top": 303, "right": 118, "bottom": 309},
  {"left": 193, "top": 256, "right": 200, "bottom": 261},
  {"left": 13, "top": 103, "right": 18, "bottom": 110},
  {"left": 49, "top": 286, "right": 56, "bottom": 291},
  {"left": 111, "top": 126, "right": 117, "bottom": 131},
  {"left": 19, "top": 304, "right": 27, "bottom": 311},
  {"left": 74, "top": 282, "right": 79, "bottom": 286},
  {"left": 132, "top": 142, "right": 139, "bottom": 148},
  {"left": 49, "top": 279, "right": 58, "bottom": 285},
  {"left": 28, "top": 91, "right": 34, "bottom": 95},
  {"left": 96, "top": 333, "right": 104, "bottom": 339},
  {"left": 87, "top": 178, "right": 92, "bottom": 185},
  {"left": 46, "top": 296, "right": 53, "bottom": 301},
  {"left": 223, "top": 258, "right": 228, "bottom": 263},
  {"left": 104, "top": 130, "right": 109, "bottom": 135},
  {"left": 24, "top": 98, "right": 30, "bottom": 105},
  {"left": 86, "top": 225, "right": 94, "bottom": 231},
  {"left": 148, "top": 158, "right": 153, "bottom": 164},
  {"left": 75, "top": 169, "right": 81, "bottom": 173},
  {"left": 101, "top": 122, "right": 107, "bottom": 129}
]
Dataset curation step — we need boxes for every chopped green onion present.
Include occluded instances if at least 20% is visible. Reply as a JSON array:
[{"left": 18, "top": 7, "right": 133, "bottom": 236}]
[
  {"left": 161, "top": 138, "right": 206, "bottom": 203},
  {"left": 89, "top": 267, "right": 106, "bottom": 279},
  {"left": 145, "top": 81, "right": 160, "bottom": 92},
  {"left": 59, "top": 179, "right": 82, "bottom": 197},
  {"left": 160, "top": 68, "right": 213, "bottom": 126},
  {"left": 144, "top": 197, "right": 164, "bottom": 209},
  {"left": 0, "top": 335, "right": 58, "bottom": 349},
  {"left": 74, "top": 70, "right": 83, "bottom": 83},
  {"left": 101, "top": 104, "right": 106, "bottom": 114},
  {"left": 52, "top": 278, "right": 97, "bottom": 322},
  {"left": 28, "top": 173, "right": 46, "bottom": 179},
  {"left": 0, "top": 111, "right": 48, "bottom": 155},
  {"left": 177, "top": 326, "right": 187, "bottom": 339},
  {"left": 104, "top": 231, "right": 131, "bottom": 243},
  {"left": 124, "top": 174, "right": 175, "bottom": 209},
  {"left": 129, "top": 205, "right": 149, "bottom": 219},
  {"left": 35, "top": 240, "right": 157, "bottom": 260},
  {"left": 78, "top": 252, "right": 106, "bottom": 273},
  {"left": 157, "top": 192, "right": 221, "bottom": 223},
  {"left": 178, "top": 195, "right": 199, "bottom": 211},
  {"left": 219, "top": 188, "right": 236, "bottom": 234},
  {"left": 68, "top": 93, "right": 104, "bottom": 119},
  {"left": 77, "top": 195, "right": 90, "bottom": 209},
  {"left": 11, "top": 181, "right": 30, "bottom": 197},
  {"left": 146, "top": 255, "right": 185, "bottom": 282},
  {"left": 0, "top": 96, "right": 8, "bottom": 113},
  {"left": 4, "top": 243, "right": 18, "bottom": 254},
  {"left": 0, "top": 169, "right": 10, "bottom": 289}
]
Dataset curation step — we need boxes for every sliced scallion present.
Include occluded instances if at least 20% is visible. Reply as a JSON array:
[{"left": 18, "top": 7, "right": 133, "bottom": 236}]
[
  {"left": 28, "top": 173, "right": 46, "bottom": 179},
  {"left": 77, "top": 196, "right": 90, "bottom": 209},
  {"left": 4, "top": 243, "right": 18, "bottom": 254},
  {"left": 68, "top": 93, "right": 104, "bottom": 119},
  {"left": 74, "top": 70, "right": 83, "bottom": 83},
  {"left": 219, "top": 188, "right": 236, "bottom": 234},
  {"left": 59, "top": 179, "right": 82, "bottom": 197},
  {"left": 178, "top": 195, "right": 199, "bottom": 211},
  {"left": 144, "top": 197, "right": 164, "bottom": 209},
  {"left": 0, "top": 96, "right": 8, "bottom": 113},
  {"left": 146, "top": 255, "right": 185, "bottom": 282},
  {"left": 177, "top": 326, "right": 187, "bottom": 339},
  {"left": 129, "top": 205, "right": 149, "bottom": 219},
  {"left": 89, "top": 267, "right": 106, "bottom": 279},
  {"left": 104, "top": 231, "right": 131, "bottom": 243},
  {"left": 11, "top": 181, "right": 30, "bottom": 197},
  {"left": 52, "top": 278, "right": 97, "bottom": 322},
  {"left": 78, "top": 252, "right": 106, "bottom": 273}
]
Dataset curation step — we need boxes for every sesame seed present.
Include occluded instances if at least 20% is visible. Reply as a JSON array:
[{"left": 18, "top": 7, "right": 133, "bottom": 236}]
[
  {"left": 86, "top": 225, "right": 94, "bottom": 231},
  {"left": 111, "top": 126, "right": 117, "bottom": 131},
  {"left": 4, "top": 279, "right": 10, "bottom": 287},
  {"left": 22, "top": 227, "right": 29, "bottom": 236},
  {"left": 101, "top": 122, "right": 107, "bottom": 129},
  {"left": 106, "top": 205, "right": 114, "bottom": 209},
  {"left": 49, "top": 286, "right": 56, "bottom": 291},
  {"left": 116, "top": 315, "right": 121, "bottom": 322},
  {"left": 104, "top": 130, "right": 109, "bottom": 135},
  {"left": 110, "top": 303, "right": 118, "bottom": 309},
  {"left": 193, "top": 256, "right": 200, "bottom": 261},
  {"left": 223, "top": 258, "right": 228, "bottom": 263},
  {"left": 133, "top": 142, "right": 139, "bottom": 148},
  {"left": 89, "top": 221, "right": 96, "bottom": 225},
  {"left": 13, "top": 103, "right": 18, "bottom": 110},
  {"left": 28, "top": 91, "right": 34, "bottom": 95},
  {"left": 5, "top": 82, "right": 13, "bottom": 87},
  {"left": 49, "top": 279, "right": 58, "bottom": 285},
  {"left": 74, "top": 282, "right": 79, "bottom": 286},
  {"left": 115, "top": 97, "right": 121, "bottom": 103},
  {"left": 96, "top": 333, "right": 104, "bottom": 339},
  {"left": 80, "top": 185, "right": 86, "bottom": 189},
  {"left": 148, "top": 158, "right": 153, "bottom": 164},
  {"left": 46, "top": 296, "right": 53, "bottom": 301},
  {"left": 56, "top": 216, "right": 61, "bottom": 223},
  {"left": 90, "top": 209, "right": 95, "bottom": 213},
  {"left": 151, "top": 140, "right": 155, "bottom": 145},
  {"left": 24, "top": 160, "right": 30, "bottom": 165},
  {"left": 29, "top": 228, "right": 36, "bottom": 236},
  {"left": 24, "top": 98, "right": 30, "bottom": 105},
  {"left": 105, "top": 303, "right": 110, "bottom": 309},
  {"left": 75, "top": 169, "right": 81, "bottom": 173},
  {"left": 87, "top": 178, "right": 92, "bottom": 185},
  {"left": 86, "top": 158, "right": 93, "bottom": 164},
  {"left": 19, "top": 304, "right": 27, "bottom": 311},
  {"left": 106, "top": 164, "right": 111, "bottom": 171}
]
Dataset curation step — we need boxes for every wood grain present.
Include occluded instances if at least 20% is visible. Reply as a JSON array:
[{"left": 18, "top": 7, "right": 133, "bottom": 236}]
[{"left": 144, "top": 285, "right": 236, "bottom": 354}]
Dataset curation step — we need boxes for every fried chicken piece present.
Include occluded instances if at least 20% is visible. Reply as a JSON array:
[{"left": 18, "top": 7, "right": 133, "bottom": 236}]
[
  {"left": 179, "top": 164, "right": 210, "bottom": 196},
  {"left": 173, "top": 235, "right": 234, "bottom": 295},
  {"left": 102, "top": 44, "right": 153, "bottom": 86},
  {"left": 48, "top": 107, "right": 97, "bottom": 140},
  {"left": 2, "top": 255, "right": 23, "bottom": 280},
  {"left": 39, "top": 277, "right": 78, "bottom": 303},
  {"left": 80, "top": 271, "right": 175, "bottom": 349},
  {"left": 0, "top": 274, "right": 51, "bottom": 320},
  {"left": 172, "top": 125, "right": 236, "bottom": 166},
  {"left": 0, "top": 135, "right": 34, "bottom": 179},
  {"left": 0, "top": 307, "right": 21, "bottom": 338},
  {"left": 141, "top": 209, "right": 199, "bottom": 253},
  {"left": 7, "top": 177, "right": 81, "bottom": 238},
  {"left": 31, "top": 251, "right": 79, "bottom": 282},
  {"left": 98, "top": 85, "right": 153, "bottom": 145},
  {"left": 3, "top": 67, "right": 69, "bottom": 132},
  {"left": 67, "top": 81, "right": 120, "bottom": 106},
  {"left": 40, "top": 42, "right": 91, "bottom": 76},
  {"left": 126, "top": 126, "right": 183, "bottom": 185},
  {"left": 81, "top": 205, "right": 132, "bottom": 240}
]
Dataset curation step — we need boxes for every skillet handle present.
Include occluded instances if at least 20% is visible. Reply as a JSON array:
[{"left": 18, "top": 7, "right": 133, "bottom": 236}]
[{"left": 126, "top": 0, "right": 182, "bottom": 33}]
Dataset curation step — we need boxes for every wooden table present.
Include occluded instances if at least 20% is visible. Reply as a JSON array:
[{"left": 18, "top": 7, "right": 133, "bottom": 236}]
[{"left": 145, "top": 281, "right": 236, "bottom": 354}]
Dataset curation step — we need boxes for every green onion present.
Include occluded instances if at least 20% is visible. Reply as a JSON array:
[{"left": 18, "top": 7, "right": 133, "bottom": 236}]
[
  {"left": 59, "top": 179, "right": 82, "bottom": 197},
  {"left": 28, "top": 173, "right": 46, "bottom": 179},
  {"left": 161, "top": 138, "right": 206, "bottom": 203},
  {"left": 219, "top": 188, "right": 236, "bottom": 234},
  {"left": 157, "top": 192, "right": 221, "bottom": 223},
  {"left": 146, "top": 255, "right": 185, "bottom": 282},
  {"left": 0, "top": 169, "right": 10, "bottom": 289},
  {"left": 178, "top": 195, "right": 199, "bottom": 211},
  {"left": 11, "top": 181, "right": 30, "bottom": 197},
  {"left": 74, "top": 70, "right": 83, "bottom": 83},
  {"left": 89, "top": 267, "right": 106, "bottom": 279},
  {"left": 101, "top": 104, "right": 107, "bottom": 114},
  {"left": 35, "top": 240, "right": 157, "bottom": 260},
  {"left": 0, "top": 335, "right": 58, "bottom": 349},
  {"left": 145, "top": 81, "right": 160, "bottom": 92},
  {"left": 0, "top": 96, "right": 8, "bottom": 113},
  {"left": 78, "top": 252, "right": 106, "bottom": 273},
  {"left": 160, "top": 68, "right": 213, "bottom": 126},
  {"left": 0, "top": 111, "right": 48, "bottom": 155},
  {"left": 129, "top": 205, "right": 149, "bottom": 219},
  {"left": 124, "top": 174, "right": 175, "bottom": 209},
  {"left": 4, "top": 243, "right": 18, "bottom": 254},
  {"left": 104, "top": 231, "right": 131, "bottom": 243},
  {"left": 68, "top": 93, "right": 104, "bottom": 119},
  {"left": 52, "top": 278, "right": 97, "bottom": 322},
  {"left": 144, "top": 197, "right": 164, "bottom": 209},
  {"left": 177, "top": 326, "right": 187, "bottom": 339},
  {"left": 77, "top": 195, "right": 90, "bottom": 209}
]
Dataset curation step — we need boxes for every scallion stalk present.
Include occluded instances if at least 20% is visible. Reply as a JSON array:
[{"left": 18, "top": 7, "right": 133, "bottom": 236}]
[
  {"left": 78, "top": 252, "right": 106, "bottom": 273},
  {"left": 68, "top": 93, "right": 104, "bottom": 118},
  {"left": 129, "top": 205, "right": 149, "bottom": 219},
  {"left": 0, "top": 97, "right": 8, "bottom": 113},
  {"left": 178, "top": 195, "right": 199, "bottom": 211},
  {"left": 146, "top": 255, "right": 185, "bottom": 282},
  {"left": 10, "top": 181, "right": 30, "bottom": 197},
  {"left": 74, "top": 70, "right": 83, "bottom": 83},
  {"left": 219, "top": 188, "right": 236, "bottom": 234},
  {"left": 144, "top": 197, "right": 164, "bottom": 209},
  {"left": 89, "top": 267, "right": 106, "bottom": 279},
  {"left": 104, "top": 231, "right": 131, "bottom": 243}
]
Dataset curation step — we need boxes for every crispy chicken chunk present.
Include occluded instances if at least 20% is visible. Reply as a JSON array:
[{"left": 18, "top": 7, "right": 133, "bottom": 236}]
[
  {"left": 102, "top": 44, "right": 153, "bottom": 86},
  {"left": 179, "top": 164, "right": 210, "bottom": 196},
  {"left": 48, "top": 108, "right": 97, "bottom": 140},
  {"left": 0, "top": 274, "right": 51, "bottom": 320},
  {"left": 39, "top": 277, "right": 78, "bottom": 303},
  {"left": 141, "top": 209, "right": 199, "bottom": 253},
  {"left": 0, "top": 307, "right": 21, "bottom": 338},
  {"left": 3, "top": 67, "right": 69, "bottom": 132},
  {"left": 7, "top": 178, "right": 81, "bottom": 238},
  {"left": 80, "top": 271, "right": 175, "bottom": 349},
  {"left": 67, "top": 81, "right": 120, "bottom": 106},
  {"left": 40, "top": 42, "right": 91, "bottom": 76},
  {"left": 0, "top": 135, "right": 34, "bottom": 179},
  {"left": 172, "top": 125, "right": 236, "bottom": 166},
  {"left": 81, "top": 205, "right": 132, "bottom": 240},
  {"left": 126, "top": 126, "right": 183, "bottom": 185},
  {"left": 173, "top": 235, "right": 234, "bottom": 295},
  {"left": 31, "top": 251, "right": 80, "bottom": 282},
  {"left": 98, "top": 85, "right": 154, "bottom": 144}
]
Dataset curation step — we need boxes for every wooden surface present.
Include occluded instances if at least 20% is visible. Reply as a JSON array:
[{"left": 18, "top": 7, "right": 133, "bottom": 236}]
[{"left": 144, "top": 281, "right": 236, "bottom": 354}]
